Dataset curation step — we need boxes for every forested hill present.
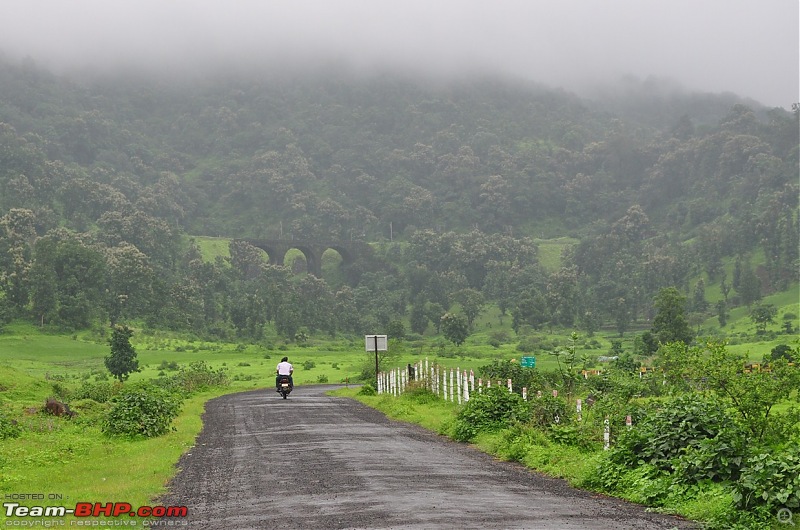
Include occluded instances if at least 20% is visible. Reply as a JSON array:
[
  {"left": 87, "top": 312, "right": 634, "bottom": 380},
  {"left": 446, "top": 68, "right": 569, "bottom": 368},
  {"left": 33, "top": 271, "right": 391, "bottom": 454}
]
[
  {"left": 0, "top": 57, "right": 797, "bottom": 338},
  {"left": 2, "top": 59, "right": 795, "bottom": 239}
]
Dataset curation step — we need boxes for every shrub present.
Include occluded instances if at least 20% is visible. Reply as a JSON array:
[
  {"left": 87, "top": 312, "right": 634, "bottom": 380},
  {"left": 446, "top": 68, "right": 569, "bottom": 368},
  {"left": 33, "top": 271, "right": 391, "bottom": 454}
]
[
  {"left": 316, "top": 374, "right": 329, "bottom": 383},
  {"left": 103, "top": 383, "right": 182, "bottom": 438},
  {"left": 357, "top": 384, "right": 376, "bottom": 396},
  {"left": 0, "top": 410, "right": 21, "bottom": 440},
  {"left": 165, "top": 361, "right": 229, "bottom": 394},
  {"left": 672, "top": 426, "right": 748, "bottom": 483},
  {"left": 302, "top": 360, "right": 316, "bottom": 370},
  {"left": 158, "top": 360, "right": 180, "bottom": 371},
  {"left": 71, "top": 399, "right": 112, "bottom": 427},
  {"left": 73, "top": 381, "right": 120, "bottom": 403},
  {"left": 403, "top": 382, "right": 438, "bottom": 404},
  {"left": 497, "top": 424, "right": 549, "bottom": 462},
  {"left": 547, "top": 424, "right": 596, "bottom": 451},
  {"left": 529, "top": 395, "right": 570, "bottom": 428},
  {"left": 733, "top": 444, "right": 800, "bottom": 512},
  {"left": 478, "top": 359, "right": 546, "bottom": 397},
  {"left": 604, "top": 394, "right": 746, "bottom": 483},
  {"left": 453, "top": 386, "right": 530, "bottom": 442}
]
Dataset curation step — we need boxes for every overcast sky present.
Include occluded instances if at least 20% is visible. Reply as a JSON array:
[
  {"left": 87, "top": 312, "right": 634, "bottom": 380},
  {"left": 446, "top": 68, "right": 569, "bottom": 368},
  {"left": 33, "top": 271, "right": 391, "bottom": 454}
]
[{"left": 0, "top": 0, "right": 797, "bottom": 108}]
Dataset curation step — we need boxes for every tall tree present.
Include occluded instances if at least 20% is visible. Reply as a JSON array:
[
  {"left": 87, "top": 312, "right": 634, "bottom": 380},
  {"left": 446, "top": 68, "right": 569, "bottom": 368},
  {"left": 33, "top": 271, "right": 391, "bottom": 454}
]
[
  {"left": 749, "top": 303, "right": 777, "bottom": 333},
  {"left": 441, "top": 312, "right": 469, "bottom": 347},
  {"left": 651, "top": 287, "right": 693, "bottom": 345},
  {"left": 105, "top": 325, "right": 139, "bottom": 382}
]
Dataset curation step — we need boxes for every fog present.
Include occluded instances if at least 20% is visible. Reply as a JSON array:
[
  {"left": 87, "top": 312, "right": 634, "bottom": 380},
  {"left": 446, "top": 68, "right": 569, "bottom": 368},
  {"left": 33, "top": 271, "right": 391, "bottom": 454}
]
[{"left": 1, "top": 0, "right": 797, "bottom": 108}]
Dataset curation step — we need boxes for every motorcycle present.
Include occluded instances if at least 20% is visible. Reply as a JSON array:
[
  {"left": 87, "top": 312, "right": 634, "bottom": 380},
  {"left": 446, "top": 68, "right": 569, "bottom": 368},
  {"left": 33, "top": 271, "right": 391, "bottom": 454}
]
[{"left": 277, "top": 375, "right": 293, "bottom": 399}]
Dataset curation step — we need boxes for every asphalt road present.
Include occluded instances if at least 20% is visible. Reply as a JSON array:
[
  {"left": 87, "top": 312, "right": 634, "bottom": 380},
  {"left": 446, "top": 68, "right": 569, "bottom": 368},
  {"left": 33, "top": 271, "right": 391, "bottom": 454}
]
[{"left": 160, "top": 385, "right": 697, "bottom": 529}]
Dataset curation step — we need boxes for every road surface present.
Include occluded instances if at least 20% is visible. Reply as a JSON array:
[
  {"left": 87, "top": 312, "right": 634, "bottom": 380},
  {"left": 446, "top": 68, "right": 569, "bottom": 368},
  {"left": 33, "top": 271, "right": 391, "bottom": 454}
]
[{"left": 160, "top": 385, "right": 696, "bottom": 529}]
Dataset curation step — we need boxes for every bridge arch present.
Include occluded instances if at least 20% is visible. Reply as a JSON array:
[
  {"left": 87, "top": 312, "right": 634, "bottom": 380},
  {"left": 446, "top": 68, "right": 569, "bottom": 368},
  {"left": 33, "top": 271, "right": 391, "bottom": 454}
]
[{"left": 241, "top": 239, "right": 370, "bottom": 280}]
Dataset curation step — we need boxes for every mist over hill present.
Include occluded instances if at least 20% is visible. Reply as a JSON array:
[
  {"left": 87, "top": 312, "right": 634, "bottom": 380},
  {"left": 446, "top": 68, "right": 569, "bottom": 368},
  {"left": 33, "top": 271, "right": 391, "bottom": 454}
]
[{"left": 0, "top": 57, "right": 797, "bottom": 338}]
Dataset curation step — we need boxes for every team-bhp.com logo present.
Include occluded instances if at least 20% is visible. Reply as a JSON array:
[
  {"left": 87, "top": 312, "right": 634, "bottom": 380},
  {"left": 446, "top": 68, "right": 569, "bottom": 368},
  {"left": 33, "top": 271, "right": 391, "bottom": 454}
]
[{"left": 4, "top": 501, "right": 188, "bottom": 520}]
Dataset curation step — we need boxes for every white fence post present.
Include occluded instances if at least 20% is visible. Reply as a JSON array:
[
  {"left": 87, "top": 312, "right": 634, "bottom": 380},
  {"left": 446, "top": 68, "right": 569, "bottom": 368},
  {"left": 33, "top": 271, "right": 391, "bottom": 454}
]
[
  {"left": 456, "top": 367, "right": 462, "bottom": 405},
  {"left": 522, "top": 387, "right": 527, "bottom": 401},
  {"left": 576, "top": 399, "right": 582, "bottom": 422},
  {"left": 507, "top": 378, "right": 513, "bottom": 393},
  {"left": 449, "top": 369, "right": 455, "bottom": 402},
  {"left": 463, "top": 370, "right": 469, "bottom": 402},
  {"left": 604, "top": 417, "right": 610, "bottom": 450}
]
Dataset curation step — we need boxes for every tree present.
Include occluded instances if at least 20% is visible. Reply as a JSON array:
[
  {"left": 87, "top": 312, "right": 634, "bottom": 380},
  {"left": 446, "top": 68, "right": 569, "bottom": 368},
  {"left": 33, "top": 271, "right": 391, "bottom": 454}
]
[
  {"left": 32, "top": 234, "right": 107, "bottom": 329},
  {"left": 441, "top": 312, "right": 469, "bottom": 347},
  {"left": 716, "top": 300, "right": 728, "bottom": 327},
  {"left": 768, "top": 344, "right": 795, "bottom": 363},
  {"left": 511, "top": 289, "right": 548, "bottom": 333},
  {"left": 651, "top": 287, "right": 693, "bottom": 345},
  {"left": 737, "top": 262, "right": 761, "bottom": 307},
  {"left": 386, "top": 319, "right": 406, "bottom": 341},
  {"left": 105, "top": 325, "right": 139, "bottom": 382},
  {"left": 409, "top": 297, "right": 428, "bottom": 335},
  {"left": 749, "top": 303, "right": 777, "bottom": 333},
  {"left": 454, "top": 288, "right": 484, "bottom": 329},
  {"left": 700, "top": 341, "right": 800, "bottom": 441},
  {"left": 28, "top": 261, "right": 57, "bottom": 326},
  {"left": 691, "top": 278, "right": 708, "bottom": 312},
  {"left": 106, "top": 242, "right": 155, "bottom": 323}
]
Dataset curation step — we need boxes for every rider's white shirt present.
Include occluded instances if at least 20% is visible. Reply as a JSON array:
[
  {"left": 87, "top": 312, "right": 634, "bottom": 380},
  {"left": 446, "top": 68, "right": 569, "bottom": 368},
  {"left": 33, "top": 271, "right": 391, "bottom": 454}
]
[{"left": 276, "top": 361, "right": 293, "bottom": 375}]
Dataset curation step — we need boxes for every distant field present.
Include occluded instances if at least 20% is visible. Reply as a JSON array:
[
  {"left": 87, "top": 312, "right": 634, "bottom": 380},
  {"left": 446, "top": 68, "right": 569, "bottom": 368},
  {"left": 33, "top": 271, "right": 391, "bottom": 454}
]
[
  {"left": 534, "top": 237, "right": 578, "bottom": 272},
  {"left": 193, "top": 236, "right": 231, "bottom": 261}
]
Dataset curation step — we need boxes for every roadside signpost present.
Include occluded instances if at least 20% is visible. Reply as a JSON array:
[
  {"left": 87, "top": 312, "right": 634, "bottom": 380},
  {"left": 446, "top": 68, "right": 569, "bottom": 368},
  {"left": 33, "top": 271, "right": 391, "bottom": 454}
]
[
  {"left": 520, "top": 356, "right": 536, "bottom": 368},
  {"left": 366, "top": 335, "right": 388, "bottom": 387}
]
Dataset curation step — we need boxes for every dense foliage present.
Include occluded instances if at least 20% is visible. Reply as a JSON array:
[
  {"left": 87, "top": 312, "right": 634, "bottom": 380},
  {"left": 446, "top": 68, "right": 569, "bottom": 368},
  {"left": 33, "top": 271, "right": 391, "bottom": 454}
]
[
  {"left": 0, "top": 57, "right": 796, "bottom": 341},
  {"left": 103, "top": 383, "right": 182, "bottom": 438}
]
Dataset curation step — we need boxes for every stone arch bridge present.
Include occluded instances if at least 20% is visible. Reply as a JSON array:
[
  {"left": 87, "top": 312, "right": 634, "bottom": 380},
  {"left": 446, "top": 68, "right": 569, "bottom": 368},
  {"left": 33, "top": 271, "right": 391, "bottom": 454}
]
[{"left": 241, "top": 239, "right": 372, "bottom": 278}]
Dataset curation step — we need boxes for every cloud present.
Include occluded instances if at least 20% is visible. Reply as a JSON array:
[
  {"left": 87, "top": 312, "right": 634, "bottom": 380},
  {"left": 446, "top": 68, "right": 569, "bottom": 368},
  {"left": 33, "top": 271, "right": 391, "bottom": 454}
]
[{"left": 0, "top": 0, "right": 797, "bottom": 107}]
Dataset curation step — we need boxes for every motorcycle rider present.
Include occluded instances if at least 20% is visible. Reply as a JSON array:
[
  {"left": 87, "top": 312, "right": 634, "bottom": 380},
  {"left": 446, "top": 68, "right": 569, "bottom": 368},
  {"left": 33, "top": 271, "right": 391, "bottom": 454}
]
[{"left": 276, "top": 356, "right": 294, "bottom": 392}]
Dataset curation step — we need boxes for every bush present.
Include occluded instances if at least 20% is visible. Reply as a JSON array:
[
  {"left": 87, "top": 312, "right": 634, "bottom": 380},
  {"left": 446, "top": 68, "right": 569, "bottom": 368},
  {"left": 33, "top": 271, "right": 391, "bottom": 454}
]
[
  {"left": 529, "top": 395, "right": 570, "bottom": 428},
  {"left": 496, "top": 424, "right": 550, "bottom": 462},
  {"left": 103, "top": 383, "right": 182, "bottom": 438},
  {"left": 164, "top": 361, "right": 229, "bottom": 394},
  {"left": 357, "top": 384, "right": 376, "bottom": 396},
  {"left": 302, "top": 360, "right": 316, "bottom": 370},
  {"left": 158, "top": 360, "right": 180, "bottom": 371},
  {"left": 403, "top": 382, "right": 439, "bottom": 404},
  {"left": 453, "top": 386, "right": 530, "bottom": 442},
  {"left": 604, "top": 394, "right": 747, "bottom": 483},
  {"left": 71, "top": 398, "right": 112, "bottom": 426},
  {"left": 0, "top": 410, "right": 21, "bottom": 440},
  {"left": 733, "top": 444, "right": 800, "bottom": 512},
  {"left": 73, "top": 381, "right": 120, "bottom": 403},
  {"left": 478, "top": 359, "right": 546, "bottom": 397},
  {"left": 547, "top": 424, "right": 596, "bottom": 451}
]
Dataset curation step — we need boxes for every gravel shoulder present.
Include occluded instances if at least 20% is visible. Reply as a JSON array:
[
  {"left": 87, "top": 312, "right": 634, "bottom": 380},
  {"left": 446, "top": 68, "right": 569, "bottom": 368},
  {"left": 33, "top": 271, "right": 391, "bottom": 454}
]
[{"left": 159, "top": 385, "right": 697, "bottom": 529}]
